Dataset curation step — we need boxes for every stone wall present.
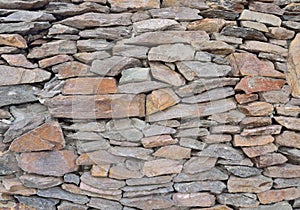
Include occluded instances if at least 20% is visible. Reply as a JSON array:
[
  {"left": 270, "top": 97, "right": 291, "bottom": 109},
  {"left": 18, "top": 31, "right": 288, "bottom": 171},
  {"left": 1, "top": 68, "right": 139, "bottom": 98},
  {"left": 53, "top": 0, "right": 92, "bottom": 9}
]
[{"left": 1, "top": 0, "right": 300, "bottom": 209}]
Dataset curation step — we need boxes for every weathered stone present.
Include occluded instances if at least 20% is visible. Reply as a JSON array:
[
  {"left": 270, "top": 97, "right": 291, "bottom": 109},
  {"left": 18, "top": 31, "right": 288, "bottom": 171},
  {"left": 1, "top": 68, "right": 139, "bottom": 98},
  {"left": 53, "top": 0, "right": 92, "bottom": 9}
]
[
  {"left": 258, "top": 52, "right": 287, "bottom": 62},
  {"left": 39, "top": 55, "right": 73, "bottom": 68},
  {"left": 0, "top": 152, "right": 20, "bottom": 175},
  {"left": 208, "top": 110, "right": 245, "bottom": 124},
  {"left": 235, "top": 76, "right": 286, "bottom": 94},
  {"left": 119, "top": 68, "right": 150, "bottom": 84},
  {"left": 77, "top": 39, "right": 113, "bottom": 52},
  {"left": 274, "top": 178, "right": 300, "bottom": 189},
  {"left": 198, "top": 144, "right": 244, "bottom": 160},
  {"left": 253, "top": 153, "right": 288, "bottom": 168},
  {"left": 201, "top": 135, "right": 232, "bottom": 144},
  {"left": 227, "top": 52, "right": 285, "bottom": 78},
  {"left": 234, "top": 135, "right": 274, "bottom": 147},
  {"left": 179, "top": 137, "right": 207, "bottom": 149},
  {"left": 101, "top": 128, "right": 143, "bottom": 142},
  {"left": 183, "top": 157, "right": 217, "bottom": 174},
  {"left": 276, "top": 131, "right": 300, "bottom": 149},
  {"left": 74, "top": 52, "right": 110, "bottom": 64},
  {"left": 268, "top": 27, "right": 295, "bottom": 40},
  {"left": 153, "top": 145, "right": 191, "bottom": 160},
  {"left": 58, "top": 201, "right": 88, "bottom": 210},
  {"left": 122, "top": 183, "right": 174, "bottom": 197},
  {"left": 176, "top": 61, "right": 232, "bottom": 81},
  {"left": 88, "top": 197, "right": 122, "bottom": 210},
  {"left": 242, "top": 143, "right": 277, "bottom": 158},
  {"left": 91, "top": 164, "right": 110, "bottom": 177},
  {"left": 109, "top": 166, "right": 143, "bottom": 180},
  {"left": 228, "top": 175, "right": 272, "bottom": 193},
  {"left": 221, "top": 26, "right": 267, "bottom": 41},
  {"left": 225, "top": 166, "right": 262, "bottom": 178},
  {"left": 276, "top": 105, "right": 300, "bottom": 116},
  {"left": 20, "top": 174, "right": 62, "bottom": 189},
  {"left": 61, "top": 12, "right": 132, "bottom": 29},
  {"left": 46, "top": 94, "right": 145, "bottom": 119},
  {"left": 279, "top": 147, "right": 300, "bottom": 164},
  {"left": 48, "top": 24, "right": 79, "bottom": 35},
  {"left": 62, "top": 77, "right": 117, "bottom": 95},
  {"left": 113, "top": 44, "right": 149, "bottom": 59},
  {"left": 133, "top": 19, "right": 180, "bottom": 34},
  {"left": 260, "top": 89, "right": 290, "bottom": 104},
  {"left": 242, "top": 202, "right": 293, "bottom": 210},
  {"left": 0, "top": 34, "right": 27, "bottom": 48},
  {"left": 200, "top": 9, "right": 239, "bottom": 20},
  {"left": 173, "top": 193, "right": 215, "bottom": 207},
  {"left": 241, "top": 125, "right": 282, "bottom": 136},
  {"left": 179, "top": 118, "right": 217, "bottom": 129},
  {"left": 217, "top": 193, "right": 259, "bottom": 208},
  {"left": 2, "top": 10, "right": 55, "bottom": 22},
  {"left": 2, "top": 54, "right": 37, "bottom": 69},
  {"left": 148, "top": 44, "right": 194, "bottom": 62},
  {"left": 210, "top": 125, "right": 240, "bottom": 134},
  {"left": 28, "top": 40, "right": 77, "bottom": 59},
  {"left": 258, "top": 188, "right": 300, "bottom": 204},
  {"left": 0, "top": 177, "right": 37, "bottom": 196},
  {"left": 264, "top": 164, "right": 300, "bottom": 178},
  {"left": 18, "top": 150, "right": 78, "bottom": 177},
  {"left": 249, "top": 1, "right": 284, "bottom": 15},
  {"left": 192, "top": 40, "right": 235, "bottom": 55},
  {"left": 54, "top": 61, "right": 94, "bottom": 79},
  {"left": 175, "top": 128, "right": 208, "bottom": 138},
  {"left": 240, "top": 117, "right": 272, "bottom": 129},
  {"left": 174, "top": 181, "right": 226, "bottom": 194},
  {"left": 142, "top": 124, "right": 176, "bottom": 137},
  {"left": 238, "top": 102, "right": 274, "bottom": 117},
  {"left": 218, "top": 158, "right": 254, "bottom": 167},
  {"left": 15, "top": 195, "right": 59, "bottom": 210},
  {"left": 141, "top": 135, "right": 178, "bottom": 148},
  {"left": 109, "top": 147, "right": 153, "bottom": 160},
  {"left": 274, "top": 116, "right": 300, "bottom": 131},
  {"left": 37, "top": 187, "right": 89, "bottom": 204},
  {"left": 240, "top": 41, "right": 288, "bottom": 56},
  {"left": 287, "top": 33, "right": 300, "bottom": 97},
  {"left": 239, "top": 10, "right": 281, "bottom": 26},
  {"left": 0, "top": 22, "right": 50, "bottom": 34},
  {"left": 175, "top": 168, "right": 229, "bottom": 182},
  {"left": 80, "top": 26, "right": 131, "bottom": 40},
  {"left": 193, "top": 205, "right": 233, "bottom": 210},
  {"left": 142, "top": 159, "right": 182, "bottom": 177},
  {"left": 149, "top": 7, "right": 202, "bottom": 21},
  {"left": 118, "top": 81, "right": 170, "bottom": 94},
  {"left": 121, "top": 196, "right": 173, "bottom": 209},
  {"left": 187, "top": 18, "right": 225, "bottom": 33},
  {"left": 64, "top": 174, "right": 80, "bottom": 185},
  {"left": 240, "top": 21, "right": 269, "bottom": 33},
  {"left": 10, "top": 121, "right": 64, "bottom": 152},
  {"left": 81, "top": 172, "right": 125, "bottom": 190},
  {"left": 283, "top": 21, "right": 300, "bottom": 30},
  {"left": 212, "top": 32, "right": 243, "bottom": 45},
  {"left": 108, "top": 0, "right": 159, "bottom": 10},
  {"left": 126, "top": 176, "right": 172, "bottom": 186},
  {"left": 76, "top": 140, "right": 110, "bottom": 154}
]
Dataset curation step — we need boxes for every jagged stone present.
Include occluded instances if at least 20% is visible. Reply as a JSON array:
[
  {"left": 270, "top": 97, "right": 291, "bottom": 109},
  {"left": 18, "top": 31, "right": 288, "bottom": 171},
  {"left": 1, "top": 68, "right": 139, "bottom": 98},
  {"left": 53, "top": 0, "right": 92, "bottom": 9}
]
[
  {"left": 242, "top": 143, "right": 277, "bottom": 158},
  {"left": 174, "top": 168, "right": 229, "bottom": 182},
  {"left": 183, "top": 157, "right": 217, "bottom": 174},
  {"left": 198, "top": 144, "right": 244, "bottom": 160},
  {"left": 188, "top": 18, "right": 226, "bottom": 33},
  {"left": 162, "top": 0, "right": 208, "bottom": 9},
  {"left": 221, "top": 26, "right": 267, "bottom": 41},
  {"left": 276, "top": 105, "right": 300, "bottom": 116},
  {"left": 0, "top": 34, "right": 27, "bottom": 48},
  {"left": 0, "top": 22, "right": 50, "bottom": 34}
]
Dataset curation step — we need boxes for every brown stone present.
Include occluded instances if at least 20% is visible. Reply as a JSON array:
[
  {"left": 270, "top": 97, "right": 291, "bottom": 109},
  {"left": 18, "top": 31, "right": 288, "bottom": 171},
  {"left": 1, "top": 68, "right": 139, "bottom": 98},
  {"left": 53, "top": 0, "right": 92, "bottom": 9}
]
[
  {"left": 108, "top": 0, "right": 160, "bottom": 10},
  {"left": 153, "top": 145, "right": 191, "bottom": 160},
  {"left": 141, "top": 135, "right": 178, "bottom": 148},
  {"left": 276, "top": 105, "right": 300, "bottom": 117},
  {"left": 240, "top": 40, "right": 288, "bottom": 56},
  {"left": 18, "top": 150, "right": 78, "bottom": 177},
  {"left": 235, "top": 76, "right": 286, "bottom": 94},
  {"left": 79, "top": 182, "right": 122, "bottom": 196},
  {"left": 276, "top": 131, "right": 300, "bottom": 149},
  {"left": 173, "top": 193, "right": 215, "bottom": 207},
  {"left": 287, "top": 33, "right": 300, "bottom": 97},
  {"left": 264, "top": 164, "right": 300, "bottom": 178},
  {"left": 227, "top": 52, "right": 285, "bottom": 78},
  {"left": 10, "top": 121, "right": 65, "bottom": 152},
  {"left": 187, "top": 18, "right": 226, "bottom": 33},
  {"left": 240, "top": 117, "right": 272, "bottom": 128},
  {"left": 81, "top": 172, "right": 125, "bottom": 190},
  {"left": 162, "top": 0, "right": 208, "bottom": 9},
  {"left": 39, "top": 55, "right": 73, "bottom": 68},
  {"left": 1, "top": 54, "right": 37, "bottom": 68},
  {"left": 91, "top": 164, "right": 110, "bottom": 177},
  {"left": 241, "top": 125, "right": 282, "bottom": 136},
  {"left": 0, "top": 34, "right": 27, "bottom": 48},
  {"left": 0, "top": 65, "right": 51, "bottom": 86},
  {"left": 183, "top": 157, "right": 217, "bottom": 174},
  {"left": 238, "top": 102, "right": 274, "bottom": 116},
  {"left": 142, "top": 159, "right": 183, "bottom": 177},
  {"left": 55, "top": 61, "right": 95, "bottom": 79},
  {"left": 193, "top": 205, "right": 233, "bottom": 210},
  {"left": 268, "top": 27, "right": 295, "bottom": 40},
  {"left": 235, "top": 93, "right": 258, "bottom": 104},
  {"left": 249, "top": 1, "right": 284, "bottom": 15},
  {"left": 228, "top": 175, "right": 273, "bottom": 193},
  {"left": 239, "top": 10, "right": 281, "bottom": 26},
  {"left": 274, "top": 116, "right": 300, "bottom": 131},
  {"left": 46, "top": 94, "right": 145, "bottom": 119},
  {"left": 253, "top": 153, "right": 288, "bottom": 168},
  {"left": 62, "top": 78, "right": 117, "bottom": 95},
  {"left": 242, "top": 143, "right": 277, "bottom": 158},
  {"left": 109, "top": 166, "right": 143, "bottom": 180},
  {"left": 258, "top": 188, "right": 300, "bottom": 204},
  {"left": 234, "top": 135, "right": 274, "bottom": 147},
  {"left": 192, "top": 40, "right": 235, "bottom": 55},
  {"left": 0, "top": 178, "right": 37, "bottom": 196},
  {"left": 146, "top": 88, "right": 180, "bottom": 115}
]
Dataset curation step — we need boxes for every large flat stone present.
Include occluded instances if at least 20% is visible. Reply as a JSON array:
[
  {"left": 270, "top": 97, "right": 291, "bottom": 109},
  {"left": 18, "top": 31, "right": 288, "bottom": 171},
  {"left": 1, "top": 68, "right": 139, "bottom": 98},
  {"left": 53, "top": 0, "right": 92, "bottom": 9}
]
[
  {"left": 121, "top": 196, "right": 173, "bottom": 209},
  {"left": 133, "top": 19, "right": 179, "bottom": 34},
  {"left": 240, "top": 41, "right": 288, "bottom": 56},
  {"left": 162, "top": 0, "right": 208, "bottom": 9},
  {"left": 274, "top": 116, "right": 300, "bottom": 131},
  {"left": 228, "top": 175, "right": 273, "bottom": 193},
  {"left": 173, "top": 193, "right": 215, "bottom": 207},
  {"left": 142, "top": 159, "right": 183, "bottom": 177},
  {"left": 239, "top": 10, "right": 281, "bottom": 26},
  {"left": 264, "top": 164, "right": 300, "bottom": 178},
  {"left": 0, "top": 22, "right": 51, "bottom": 34},
  {"left": 109, "top": 0, "right": 160, "bottom": 10},
  {"left": 258, "top": 188, "right": 300, "bottom": 204},
  {"left": 0, "top": 0, "right": 50, "bottom": 9}
]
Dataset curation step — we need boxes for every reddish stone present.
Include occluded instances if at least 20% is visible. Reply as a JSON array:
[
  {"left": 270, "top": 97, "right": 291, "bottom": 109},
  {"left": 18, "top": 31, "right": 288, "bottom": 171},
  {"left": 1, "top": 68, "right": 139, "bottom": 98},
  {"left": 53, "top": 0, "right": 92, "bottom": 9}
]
[
  {"left": 141, "top": 135, "right": 178, "bottom": 148},
  {"left": 238, "top": 102, "right": 274, "bottom": 116},
  {"left": 242, "top": 143, "right": 277, "bottom": 158},
  {"left": 1, "top": 54, "right": 36, "bottom": 68},
  {"left": 235, "top": 93, "right": 258, "bottom": 104},
  {"left": 187, "top": 18, "right": 226, "bottom": 33},
  {"left": 18, "top": 150, "right": 78, "bottom": 177},
  {"left": 55, "top": 61, "right": 96, "bottom": 79},
  {"left": 240, "top": 117, "right": 272, "bottom": 128},
  {"left": 235, "top": 76, "right": 286, "bottom": 94},
  {"left": 253, "top": 153, "right": 288, "bottom": 168},
  {"left": 0, "top": 34, "right": 27, "bottom": 48},
  {"left": 258, "top": 187, "right": 300, "bottom": 204},
  {"left": 39, "top": 55, "right": 73, "bottom": 68},
  {"left": 142, "top": 159, "right": 182, "bottom": 177},
  {"left": 62, "top": 78, "right": 117, "bottom": 95},
  {"left": 233, "top": 135, "right": 274, "bottom": 147},
  {"left": 276, "top": 131, "right": 300, "bottom": 149}
]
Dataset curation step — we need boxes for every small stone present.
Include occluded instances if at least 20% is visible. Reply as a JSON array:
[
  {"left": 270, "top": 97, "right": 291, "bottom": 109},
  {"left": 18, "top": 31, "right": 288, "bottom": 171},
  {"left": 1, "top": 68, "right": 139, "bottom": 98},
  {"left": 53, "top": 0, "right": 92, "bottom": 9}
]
[
  {"left": 162, "top": 0, "right": 208, "bottom": 9},
  {"left": 238, "top": 102, "right": 274, "bottom": 117},
  {"left": 141, "top": 135, "right": 178, "bottom": 148},
  {"left": 198, "top": 144, "right": 244, "bottom": 160},
  {"left": 276, "top": 105, "right": 300, "bottom": 117},
  {"left": 15, "top": 195, "right": 59, "bottom": 210},
  {"left": 118, "top": 81, "right": 170, "bottom": 94},
  {"left": 18, "top": 150, "right": 78, "bottom": 177},
  {"left": 240, "top": 21, "right": 269, "bottom": 33},
  {"left": 179, "top": 137, "right": 207, "bottom": 150},
  {"left": 253, "top": 153, "right": 288, "bottom": 168},
  {"left": 258, "top": 188, "right": 300, "bottom": 204},
  {"left": 267, "top": 27, "right": 295, "bottom": 40},
  {"left": 210, "top": 125, "right": 240, "bottom": 134},
  {"left": 119, "top": 68, "right": 150, "bottom": 84},
  {"left": 235, "top": 76, "right": 286, "bottom": 94},
  {"left": 81, "top": 172, "right": 125, "bottom": 190},
  {"left": 264, "top": 164, "right": 300, "bottom": 178},
  {"left": 74, "top": 51, "right": 110, "bottom": 64},
  {"left": 242, "top": 143, "right": 277, "bottom": 158},
  {"left": 91, "top": 164, "right": 110, "bottom": 177},
  {"left": 173, "top": 193, "right": 215, "bottom": 207},
  {"left": 148, "top": 44, "right": 194, "bottom": 62},
  {"left": 101, "top": 128, "right": 144, "bottom": 142},
  {"left": 80, "top": 26, "right": 131, "bottom": 40},
  {"left": 239, "top": 10, "right": 281, "bottom": 26},
  {"left": 183, "top": 157, "right": 217, "bottom": 174},
  {"left": 28, "top": 40, "right": 77, "bottom": 59},
  {"left": 240, "top": 117, "right": 272, "bottom": 128},
  {"left": 48, "top": 24, "right": 79, "bottom": 35},
  {"left": 187, "top": 18, "right": 226, "bottom": 33},
  {"left": 221, "top": 26, "right": 267, "bottom": 41},
  {"left": 217, "top": 193, "right": 259, "bottom": 208},
  {"left": 174, "top": 168, "right": 229, "bottom": 182},
  {"left": 260, "top": 89, "right": 290, "bottom": 104},
  {"left": 276, "top": 131, "right": 300, "bottom": 149},
  {"left": 153, "top": 145, "right": 191, "bottom": 160},
  {"left": 201, "top": 135, "right": 232, "bottom": 144},
  {"left": 109, "top": 166, "right": 143, "bottom": 180},
  {"left": 149, "top": 7, "right": 202, "bottom": 21},
  {"left": 241, "top": 125, "right": 282, "bottom": 136},
  {"left": 191, "top": 40, "right": 235, "bottom": 55},
  {"left": 9, "top": 121, "right": 65, "bottom": 152},
  {"left": 61, "top": 12, "right": 132, "bottom": 29},
  {"left": 212, "top": 32, "right": 243, "bottom": 45},
  {"left": 121, "top": 196, "right": 173, "bottom": 209},
  {"left": 133, "top": 19, "right": 179, "bottom": 34},
  {"left": 64, "top": 174, "right": 80, "bottom": 185},
  {"left": 234, "top": 135, "right": 274, "bottom": 147},
  {"left": 39, "top": 55, "right": 73, "bottom": 68},
  {"left": 274, "top": 116, "right": 300, "bottom": 131},
  {"left": 142, "top": 124, "right": 176, "bottom": 137},
  {"left": 20, "top": 174, "right": 62, "bottom": 189},
  {"left": 58, "top": 201, "right": 88, "bottom": 210},
  {"left": 109, "top": 146, "right": 153, "bottom": 160},
  {"left": 77, "top": 39, "right": 113, "bottom": 52},
  {"left": 142, "top": 159, "right": 183, "bottom": 177},
  {"left": 228, "top": 175, "right": 272, "bottom": 193},
  {"left": 1, "top": 54, "right": 36, "bottom": 68},
  {"left": 225, "top": 166, "right": 262, "bottom": 178},
  {"left": 0, "top": 34, "right": 27, "bottom": 48},
  {"left": 240, "top": 41, "right": 288, "bottom": 56},
  {"left": 0, "top": 152, "right": 20, "bottom": 175},
  {"left": 62, "top": 77, "right": 117, "bottom": 95},
  {"left": 88, "top": 197, "right": 122, "bottom": 210}
]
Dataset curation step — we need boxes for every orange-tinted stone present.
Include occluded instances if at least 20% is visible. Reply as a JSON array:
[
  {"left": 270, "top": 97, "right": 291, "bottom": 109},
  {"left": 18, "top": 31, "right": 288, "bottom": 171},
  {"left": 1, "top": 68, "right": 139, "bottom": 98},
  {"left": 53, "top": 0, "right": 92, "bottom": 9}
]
[
  {"left": 153, "top": 145, "right": 191, "bottom": 160},
  {"left": 187, "top": 18, "right": 226, "bottom": 33},
  {"left": 55, "top": 61, "right": 96, "bottom": 79},
  {"left": 0, "top": 34, "right": 27, "bottom": 48},
  {"left": 91, "top": 164, "right": 110, "bottom": 177},
  {"left": 39, "top": 55, "right": 73, "bottom": 68},
  {"left": 238, "top": 102, "right": 274, "bottom": 116},
  {"left": 10, "top": 121, "right": 65, "bottom": 152},
  {"left": 233, "top": 135, "right": 274, "bottom": 147},
  {"left": 242, "top": 143, "right": 277, "bottom": 158},
  {"left": 235, "top": 93, "right": 258, "bottom": 104},
  {"left": 258, "top": 187, "right": 300, "bottom": 204},
  {"left": 141, "top": 135, "right": 178, "bottom": 148}
]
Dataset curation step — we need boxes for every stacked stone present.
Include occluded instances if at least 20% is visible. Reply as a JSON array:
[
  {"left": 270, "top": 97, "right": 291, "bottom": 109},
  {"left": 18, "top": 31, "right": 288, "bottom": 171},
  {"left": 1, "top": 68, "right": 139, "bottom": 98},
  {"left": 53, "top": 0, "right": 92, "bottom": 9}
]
[{"left": 0, "top": 0, "right": 300, "bottom": 209}]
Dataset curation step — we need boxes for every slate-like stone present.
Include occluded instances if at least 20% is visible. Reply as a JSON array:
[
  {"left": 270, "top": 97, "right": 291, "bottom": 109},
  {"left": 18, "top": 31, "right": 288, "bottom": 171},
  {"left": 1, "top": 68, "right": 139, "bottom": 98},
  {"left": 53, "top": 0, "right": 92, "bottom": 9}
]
[
  {"left": 234, "top": 135, "right": 274, "bottom": 147},
  {"left": 239, "top": 9, "right": 281, "bottom": 26},
  {"left": 240, "top": 117, "right": 272, "bottom": 129},
  {"left": 198, "top": 144, "right": 244, "bottom": 161},
  {"left": 148, "top": 44, "right": 194, "bottom": 62},
  {"left": 133, "top": 19, "right": 180, "bottom": 34},
  {"left": 121, "top": 196, "right": 173, "bottom": 209},
  {"left": 191, "top": 40, "right": 235, "bottom": 55},
  {"left": 264, "top": 164, "right": 300, "bottom": 178},
  {"left": 81, "top": 172, "right": 125, "bottom": 190},
  {"left": 208, "top": 109, "right": 245, "bottom": 124},
  {"left": 1, "top": 10, "right": 55, "bottom": 22},
  {"left": 74, "top": 51, "right": 110, "bottom": 64},
  {"left": 276, "top": 105, "right": 300, "bottom": 117},
  {"left": 142, "top": 159, "right": 183, "bottom": 177},
  {"left": 18, "top": 150, "right": 78, "bottom": 177},
  {"left": 88, "top": 197, "right": 122, "bottom": 210},
  {"left": 149, "top": 7, "right": 202, "bottom": 21},
  {"left": 253, "top": 153, "right": 288, "bottom": 168},
  {"left": 153, "top": 145, "right": 191, "bottom": 160},
  {"left": 126, "top": 176, "right": 172, "bottom": 186},
  {"left": 274, "top": 178, "right": 300, "bottom": 189},
  {"left": 258, "top": 188, "right": 300, "bottom": 204},
  {"left": 240, "top": 41, "right": 288, "bottom": 56},
  {"left": 20, "top": 174, "right": 62, "bottom": 189},
  {"left": 221, "top": 26, "right": 267, "bottom": 41},
  {"left": 240, "top": 21, "right": 269, "bottom": 33},
  {"left": 58, "top": 201, "right": 88, "bottom": 210},
  {"left": 162, "top": 0, "right": 208, "bottom": 10},
  {"left": 225, "top": 166, "right": 262, "bottom": 178},
  {"left": 210, "top": 125, "right": 240, "bottom": 134},
  {"left": 183, "top": 157, "right": 217, "bottom": 174},
  {"left": 54, "top": 61, "right": 94, "bottom": 79},
  {"left": 80, "top": 26, "right": 131, "bottom": 40},
  {"left": 109, "top": 146, "right": 153, "bottom": 160},
  {"left": 2, "top": 54, "right": 37, "bottom": 69},
  {"left": 228, "top": 175, "right": 273, "bottom": 193},
  {"left": 0, "top": 34, "right": 27, "bottom": 48},
  {"left": 118, "top": 81, "right": 170, "bottom": 94},
  {"left": 242, "top": 202, "right": 293, "bottom": 210},
  {"left": 173, "top": 193, "right": 215, "bottom": 207},
  {"left": 188, "top": 18, "right": 225, "bottom": 33},
  {"left": 109, "top": 166, "right": 143, "bottom": 180},
  {"left": 113, "top": 44, "right": 149, "bottom": 59},
  {"left": 0, "top": 22, "right": 51, "bottom": 34},
  {"left": 77, "top": 39, "right": 113, "bottom": 52},
  {"left": 249, "top": 1, "right": 284, "bottom": 15},
  {"left": 238, "top": 102, "right": 274, "bottom": 117},
  {"left": 174, "top": 181, "right": 226, "bottom": 194},
  {"left": 141, "top": 135, "right": 178, "bottom": 148},
  {"left": 242, "top": 143, "right": 277, "bottom": 158},
  {"left": 15, "top": 195, "right": 59, "bottom": 210},
  {"left": 268, "top": 27, "right": 295, "bottom": 40},
  {"left": 274, "top": 116, "right": 300, "bottom": 131},
  {"left": 0, "top": 152, "right": 20, "bottom": 175},
  {"left": 217, "top": 193, "right": 259, "bottom": 208},
  {"left": 276, "top": 131, "right": 300, "bottom": 149},
  {"left": 174, "top": 168, "right": 229, "bottom": 182},
  {"left": 180, "top": 137, "right": 207, "bottom": 149},
  {"left": 201, "top": 135, "right": 232, "bottom": 144},
  {"left": 241, "top": 125, "right": 282, "bottom": 136},
  {"left": 109, "top": 0, "right": 159, "bottom": 10}
]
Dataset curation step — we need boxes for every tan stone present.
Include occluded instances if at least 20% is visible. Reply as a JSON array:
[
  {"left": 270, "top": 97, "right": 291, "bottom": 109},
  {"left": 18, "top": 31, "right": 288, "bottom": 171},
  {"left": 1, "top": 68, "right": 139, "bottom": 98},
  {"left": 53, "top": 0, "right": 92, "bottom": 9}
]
[
  {"left": 242, "top": 143, "right": 277, "bottom": 158},
  {"left": 253, "top": 153, "right": 288, "bottom": 168},
  {"left": 268, "top": 27, "right": 295, "bottom": 40},
  {"left": 264, "top": 164, "right": 300, "bottom": 178},
  {"left": 173, "top": 193, "right": 215, "bottom": 207},
  {"left": 1, "top": 54, "right": 36, "bottom": 68},
  {"left": 183, "top": 157, "right": 217, "bottom": 174},
  {"left": 18, "top": 150, "right": 78, "bottom": 177},
  {"left": 238, "top": 102, "right": 274, "bottom": 116},
  {"left": 240, "top": 40, "right": 288, "bottom": 56},
  {"left": 274, "top": 116, "right": 300, "bottom": 131},
  {"left": 76, "top": 150, "right": 125, "bottom": 165},
  {"left": 240, "top": 21, "right": 268, "bottom": 33},
  {"left": 109, "top": 166, "right": 143, "bottom": 180},
  {"left": 235, "top": 93, "right": 258, "bottom": 104},
  {"left": 55, "top": 61, "right": 96, "bottom": 79},
  {"left": 239, "top": 10, "right": 281, "bottom": 26},
  {"left": 192, "top": 40, "right": 235, "bottom": 55},
  {"left": 240, "top": 117, "right": 272, "bottom": 128},
  {"left": 142, "top": 159, "right": 183, "bottom": 177},
  {"left": 0, "top": 34, "right": 27, "bottom": 48},
  {"left": 91, "top": 164, "right": 110, "bottom": 177},
  {"left": 187, "top": 18, "right": 226, "bottom": 33},
  {"left": 241, "top": 125, "right": 282, "bottom": 136},
  {"left": 193, "top": 205, "right": 233, "bottom": 210},
  {"left": 235, "top": 76, "right": 286, "bottom": 94},
  {"left": 0, "top": 178, "right": 36, "bottom": 196},
  {"left": 228, "top": 175, "right": 273, "bottom": 193},
  {"left": 62, "top": 77, "right": 117, "bottom": 95},
  {"left": 39, "top": 55, "right": 73, "bottom": 68},
  {"left": 141, "top": 135, "right": 178, "bottom": 148},
  {"left": 234, "top": 135, "right": 274, "bottom": 147},
  {"left": 162, "top": 0, "right": 208, "bottom": 9},
  {"left": 276, "top": 131, "right": 300, "bottom": 149},
  {"left": 276, "top": 105, "right": 300, "bottom": 117},
  {"left": 46, "top": 94, "right": 145, "bottom": 119},
  {"left": 109, "top": 0, "right": 160, "bottom": 10},
  {"left": 146, "top": 88, "right": 180, "bottom": 115},
  {"left": 10, "top": 121, "right": 65, "bottom": 152},
  {"left": 287, "top": 33, "right": 300, "bottom": 97},
  {"left": 258, "top": 188, "right": 300, "bottom": 204},
  {"left": 153, "top": 145, "right": 191, "bottom": 160}
]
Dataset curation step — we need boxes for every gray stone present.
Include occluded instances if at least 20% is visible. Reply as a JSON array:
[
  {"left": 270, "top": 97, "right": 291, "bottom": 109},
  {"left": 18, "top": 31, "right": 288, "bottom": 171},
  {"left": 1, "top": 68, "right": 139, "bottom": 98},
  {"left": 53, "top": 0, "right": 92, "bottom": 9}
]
[
  {"left": 149, "top": 7, "right": 202, "bottom": 21},
  {"left": 74, "top": 51, "right": 110, "bottom": 64},
  {"left": 142, "top": 159, "right": 183, "bottom": 177},
  {"left": 126, "top": 176, "right": 173, "bottom": 186},
  {"left": 239, "top": 10, "right": 281, "bottom": 26},
  {"left": 179, "top": 138, "right": 207, "bottom": 150},
  {"left": 201, "top": 134, "right": 232, "bottom": 144},
  {"left": 113, "top": 44, "right": 149, "bottom": 59},
  {"left": 123, "top": 183, "right": 174, "bottom": 197},
  {"left": 274, "top": 116, "right": 300, "bottom": 131},
  {"left": 81, "top": 172, "right": 125, "bottom": 189},
  {"left": 118, "top": 81, "right": 170, "bottom": 94},
  {"left": 176, "top": 128, "right": 209, "bottom": 137},
  {"left": 109, "top": 147, "right": 153, "bottom": 160},
  {"left": 143, "top": 125, "right": 176, "bottom": 137},
  {"left": 48, "top": 24, "right": 79, "bottom": 35},
  {"left": 241, "top": 125, "right": 282, "bottom": 136},
  {"left": 174, "top": 168, "right": 229, "bottom": 182},
  {"left": 217, "top": 193, "right": 259, "bottom": 208},
  {"left": 58, "top": 201, "right": 88, "bottom": 210},
  {"left": 119, "top": 68, "right": 151, "bottom": 84},
  {"left": 64, "top": 174, "right": 80, "bottom": 185},
  {"left": 133, "top": 19, "right": 180, "bottom": 34},
  {"left": 101, "top": 128, "right": 144, "bottom": 142},
  {"left": 76, "top": 150, "right": 126, "bottom": 165},
  {"left": 77, "top": 39, "right": 113, "bottom": 52},
  {"left": 240, "top": 21, "right": 269, "bottom": 33},
  {"left": 80, "top": 26, "right": 131, "bottom": 40},
  {"left": 121, "top": 196, "right": 173, "bottom": 210},
  {"left": 0, "top": 85, "right": 40, "bottom": 107},
  {"left": 0, "top": 152, "right": 20, "bottom": 175},
  {"left": 221, "top": 26, "right": 267, "bottom": 41},
  {"left": 37, "top": 187, "right": 89, "bottom": 204},
  {"left": 67, "top": 131, "right": 105, "bottom": 141},
  {"left": 1, "top": 10, "right": 55, "bottom": 22},
  {"left": 283, "top": 21, "right": 300, "bottom": 30},
  {"left": 274, "top": 178, "right": 300, "bottom": 189},
  {"left": 162, "top": 0, "right": 208, "bottom": 10},
  {"left": 174, "top": 181, "right": 226, "bottom": 194},
  {"left": 212, "top": 32, "right": 243, "bottom": 44},
  {"left": 76, "top": 140, "right": 110, "bottom": 154},
  {"left": 183, "top": 157, "right": 217, "bottom": 174},
  {"left": 0, "top": 0, "right": 50, "bottom": 9},
  {"left": 20, "top": 174, "right": 63, "bottom": 189},
  {"left": 88, "top": 197, "right": 122, "bottom": 210},
  {"left": 198, "top": 144, "right": 244, "bottom": 161},
  {"left": 0, "top": 22, "right": 51, "bottom": 34},
  {"left": 225, "top": 166, "right": 262, "bottom": 178},
  {"left": 210, "top": 125, "right": 241, "bottom": 134},
  {"left": 241, "top": 201, "right": 293, "bottom": 210},
  {"left": 15, "top": 195, "right": 59, "bottom": 210},
  {"left": 63, "top": 122, "right": 106, "bottom": 132}
]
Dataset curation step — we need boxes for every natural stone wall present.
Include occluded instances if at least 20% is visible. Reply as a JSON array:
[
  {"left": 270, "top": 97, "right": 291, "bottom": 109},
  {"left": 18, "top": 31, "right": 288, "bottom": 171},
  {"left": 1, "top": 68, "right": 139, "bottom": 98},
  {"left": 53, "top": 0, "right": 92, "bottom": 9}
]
[{"left": 1, "top": 0, "right": 300, "bottom": 209}]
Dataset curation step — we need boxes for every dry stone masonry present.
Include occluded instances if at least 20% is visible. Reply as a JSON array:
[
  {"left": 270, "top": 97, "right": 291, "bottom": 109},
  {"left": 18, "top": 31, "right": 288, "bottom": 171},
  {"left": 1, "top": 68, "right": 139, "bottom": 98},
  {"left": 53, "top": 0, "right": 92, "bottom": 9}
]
[{"left": 0, "top": 0, "right": 300, "bottom": 209}]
